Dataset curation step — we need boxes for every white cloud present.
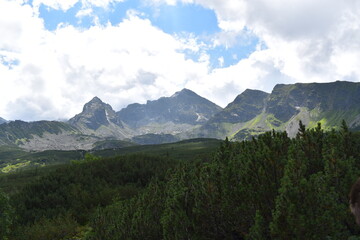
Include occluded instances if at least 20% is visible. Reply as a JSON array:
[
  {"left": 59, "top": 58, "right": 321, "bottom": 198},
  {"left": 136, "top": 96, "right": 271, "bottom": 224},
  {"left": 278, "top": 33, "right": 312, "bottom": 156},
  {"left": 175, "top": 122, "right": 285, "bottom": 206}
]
[
  {"left": 2, "top": 0, "right": 360, "bottom": 121},
  {"left": 155, "top": 0, "right": 360, "bottom": 89},
  {"left": 32, "top": 0, "right": 125, "bottom": 12},
  {"left": 0, "top": 0, "right": 210, "bottom": 120}
]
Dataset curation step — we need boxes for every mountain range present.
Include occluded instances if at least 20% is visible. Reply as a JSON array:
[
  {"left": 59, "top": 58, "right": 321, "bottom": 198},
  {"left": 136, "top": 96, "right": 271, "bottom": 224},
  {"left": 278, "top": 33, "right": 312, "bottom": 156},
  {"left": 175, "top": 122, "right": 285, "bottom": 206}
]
[{"left": 1, "top": 81, "right": 360, "bottom": 151}]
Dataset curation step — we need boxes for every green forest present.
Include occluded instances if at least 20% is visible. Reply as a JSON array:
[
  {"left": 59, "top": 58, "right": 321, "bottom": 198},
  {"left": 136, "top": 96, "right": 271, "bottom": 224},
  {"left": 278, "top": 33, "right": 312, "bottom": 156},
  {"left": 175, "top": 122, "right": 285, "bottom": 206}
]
[{"left": 1, "top": 121, "right": 360, "bottom": 239}]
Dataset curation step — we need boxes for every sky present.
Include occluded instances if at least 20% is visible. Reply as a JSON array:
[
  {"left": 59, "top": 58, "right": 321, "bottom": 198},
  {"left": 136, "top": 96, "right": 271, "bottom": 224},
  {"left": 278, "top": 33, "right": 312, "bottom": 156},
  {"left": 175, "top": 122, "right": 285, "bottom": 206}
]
[{"left": 1, "top": 0, "right": 360, "bottom": 121}]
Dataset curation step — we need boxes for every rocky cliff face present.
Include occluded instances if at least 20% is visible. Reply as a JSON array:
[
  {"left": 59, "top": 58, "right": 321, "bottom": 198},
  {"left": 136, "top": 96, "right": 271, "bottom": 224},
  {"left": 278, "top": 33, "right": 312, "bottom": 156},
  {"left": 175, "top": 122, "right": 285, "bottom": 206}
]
[
  {"left": 117, "top": 88, "right": 222, "bottom": 135},
  {"left": 1, "top": 81, "right": 360, "bottom": 150},
  {"left": 231, "top": 81, "right": 360, "bottom": 140},
  {"left": 197, "top": 81, "right": 360, "bottom": 140},
  {"left": 266, "top": 81, "right": 360, "bottom": 122},
  {"left": 68, "top": 97, "right": 133, "bottom": 139},
  {"left": 208, "top": 89, "right": 269, "bottom": 124},
  {"left": 197, "top": 89, "right": 269, "bottom": 138}
]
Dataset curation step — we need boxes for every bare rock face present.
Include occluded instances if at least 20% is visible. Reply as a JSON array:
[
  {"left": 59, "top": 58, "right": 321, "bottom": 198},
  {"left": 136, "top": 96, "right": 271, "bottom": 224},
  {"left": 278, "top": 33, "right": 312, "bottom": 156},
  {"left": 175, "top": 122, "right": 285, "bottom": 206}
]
[
  {"left": 198, "top": 89, "right": 269, "bottom": 138},
  {"left": 266, "top": 81, "right": 360, "bottom": 122},
  {"left": 117, "top": 88, "right": 223, "bottom": 131},
  {"left": 199, "top": 81, "right": 360, "bottom": 140},
  {"left": 68, "top": 97, "right": 133, "bottom": 139},
  {"left": 1, "top": 81, "right": 360, "bottom": 150}
]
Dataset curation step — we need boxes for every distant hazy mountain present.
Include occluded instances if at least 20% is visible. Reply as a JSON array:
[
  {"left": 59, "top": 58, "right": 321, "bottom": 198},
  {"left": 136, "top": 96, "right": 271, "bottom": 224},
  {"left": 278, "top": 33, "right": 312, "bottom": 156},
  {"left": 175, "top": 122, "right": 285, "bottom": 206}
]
[
  {"left": 69, "top": 97, "right": 133, "bottom": 139},
  {"left": 117, "top": 88, "right": 222, "bottom": 135},
  {"left": 0, "top": 117, "right": 6, "bottom": 125}
]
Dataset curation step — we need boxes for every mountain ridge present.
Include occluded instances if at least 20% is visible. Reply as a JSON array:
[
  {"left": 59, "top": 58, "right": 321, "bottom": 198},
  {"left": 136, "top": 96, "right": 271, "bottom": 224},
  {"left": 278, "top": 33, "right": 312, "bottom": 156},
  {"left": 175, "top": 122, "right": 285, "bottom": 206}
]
[
  {"left": 117, "top": 88, "right": 223, "bottom": 135},
  {"left": 68, "top": 96, "right": 133, "bottom": 139},
  {"left": 0, "top": 81, "right": 360, "bottom": 150}
]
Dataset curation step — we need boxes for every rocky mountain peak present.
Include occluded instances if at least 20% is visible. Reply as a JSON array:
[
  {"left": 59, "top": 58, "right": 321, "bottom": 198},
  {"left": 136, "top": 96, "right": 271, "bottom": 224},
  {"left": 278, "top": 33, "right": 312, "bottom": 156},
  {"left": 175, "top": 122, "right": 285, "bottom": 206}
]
[
  {"left": 205, "top": 89, "right": 269, "bottom": 126},
  {"left": 83, "top": 96, "right": 108, "bottom": 111},
  {"left": 118, "top": 89, "right": 222, "bottom": 129},
  {"left": 69, "top": 97, "right": 122, "bottom": 130},
  {"left": 232, "top": 89, "right": 269, "bottom": 105},
  {"left": 171, "top": 88, "right": 197, "bottom": 98}
]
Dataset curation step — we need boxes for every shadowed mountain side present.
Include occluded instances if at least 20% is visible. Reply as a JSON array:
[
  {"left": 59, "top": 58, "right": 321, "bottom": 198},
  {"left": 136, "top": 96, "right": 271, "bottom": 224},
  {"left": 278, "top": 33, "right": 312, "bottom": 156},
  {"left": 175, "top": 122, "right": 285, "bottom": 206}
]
[
  {"left": 68, "top": 97, "right": 133, "bottom": 139},
  {"left": 1, "top": 81, "right": 360, "bottom": 149},
  {"left": 196, "top": 81, "right": 360, "bottom": 140},
  {"left": 117, "top": 88, "right": 223, "bottom": 130},
  {"left": 0, "top": 120, "right": 101, "bottom": 150},
  {"left": 266, "top": 81, "right": 360, "bottom": 122},
  {"left": 197, "top": 89, "right": 269, "bottom": 138},
  {"left": 0, "top": 117, "right": 6, "bottom": 125}
]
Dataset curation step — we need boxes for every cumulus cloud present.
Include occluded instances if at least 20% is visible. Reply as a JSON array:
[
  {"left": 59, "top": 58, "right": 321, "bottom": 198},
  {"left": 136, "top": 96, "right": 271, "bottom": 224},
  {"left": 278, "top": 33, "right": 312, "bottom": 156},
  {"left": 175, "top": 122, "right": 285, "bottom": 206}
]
[
  {"left": 163, "top": 0, "right": 360, "bottom": 86},
  {"left": 0, "top": 1, "right": 209, "bottom": 120},
  {"left": 2, "top": 0, "right": 360, "bottom": 121}
]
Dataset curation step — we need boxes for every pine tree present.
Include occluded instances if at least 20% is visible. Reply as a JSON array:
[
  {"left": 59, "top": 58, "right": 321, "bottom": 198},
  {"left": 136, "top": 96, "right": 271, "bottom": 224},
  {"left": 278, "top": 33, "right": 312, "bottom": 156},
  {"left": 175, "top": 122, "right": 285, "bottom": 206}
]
[{"left": 0, "top": 189, "right": 13, "bottom": 240}]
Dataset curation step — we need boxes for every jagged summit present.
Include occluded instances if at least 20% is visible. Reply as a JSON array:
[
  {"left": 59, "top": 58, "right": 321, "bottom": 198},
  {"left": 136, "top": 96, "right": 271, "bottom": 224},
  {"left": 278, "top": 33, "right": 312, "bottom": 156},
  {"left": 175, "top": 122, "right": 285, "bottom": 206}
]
[
  {"left": 88, "top": 96, "right": 102, "bottom": 103},
  {"left": 171, "top": 88, "right": 197, "bottom": 98},
  {"left": 68, "top": 97, "right": 132, "bottom": 139},
  {"left": 117, "top": 89, "right": 222, "bottom": 129},
  {"left": 82, "top": 96, "right": 107, "bottom": 111},
  {"left": 1, "top": 80, "right": 360, "bottom": 150}
]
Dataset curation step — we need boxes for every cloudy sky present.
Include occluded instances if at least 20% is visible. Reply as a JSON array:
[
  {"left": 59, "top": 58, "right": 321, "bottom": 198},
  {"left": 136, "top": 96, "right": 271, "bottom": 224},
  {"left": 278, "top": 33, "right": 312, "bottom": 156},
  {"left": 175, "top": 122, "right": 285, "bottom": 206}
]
[{"left": 1, "top": 0, "right": 360, "bottom": 121}]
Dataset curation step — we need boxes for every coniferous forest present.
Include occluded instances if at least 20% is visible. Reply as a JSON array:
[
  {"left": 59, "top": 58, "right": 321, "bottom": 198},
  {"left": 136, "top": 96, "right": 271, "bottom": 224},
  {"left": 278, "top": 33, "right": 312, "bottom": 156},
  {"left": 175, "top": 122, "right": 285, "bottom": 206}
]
[{"left": 1, "top": 121, "right": 360, "bottom": 239}]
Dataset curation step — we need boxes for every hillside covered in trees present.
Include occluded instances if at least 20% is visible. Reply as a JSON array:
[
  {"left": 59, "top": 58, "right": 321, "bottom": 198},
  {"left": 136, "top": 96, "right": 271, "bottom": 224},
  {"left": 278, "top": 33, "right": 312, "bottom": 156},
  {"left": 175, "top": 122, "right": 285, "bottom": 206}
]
[{"left": 1, "top": 121, "right": 360, "bottom": 239}]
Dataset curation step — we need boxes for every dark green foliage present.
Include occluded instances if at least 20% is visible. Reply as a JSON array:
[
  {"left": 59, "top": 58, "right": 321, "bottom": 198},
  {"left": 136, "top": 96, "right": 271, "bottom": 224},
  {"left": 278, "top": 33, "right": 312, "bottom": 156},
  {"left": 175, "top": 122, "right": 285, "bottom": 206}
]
[
  {"left": 0, "top": 189, "right": 13, "bottom": 240},
  {"left": 91, "top": 139, "right": 137, "bottom": 150},
  {"left": 6, "top": 122, "right": 360, "bottom": 239},
  {"left": 89, "top": 122, "right": 360, "bottom": 239},
  {"left": 131, "top": 133, "right": 179, "bottom": 145},
  {"left": 13, "top": 214, "right": 80, "bottom": 240},
  {"left": 7, "top": 154, "right": 176, "bottom": 239},
  {"left": 88, "top": 180, "right": 165, "bottom": 240}
]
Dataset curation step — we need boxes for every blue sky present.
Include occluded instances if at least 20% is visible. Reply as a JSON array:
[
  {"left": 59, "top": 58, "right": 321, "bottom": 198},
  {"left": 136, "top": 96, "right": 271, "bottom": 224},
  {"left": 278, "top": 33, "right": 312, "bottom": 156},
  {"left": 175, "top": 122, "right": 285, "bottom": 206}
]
[
  {"left": 0, "top": 0, "right": 359, "bottom": 120},
  {"left": 36, "top": 0, "right": 258, "bottom": 68}
]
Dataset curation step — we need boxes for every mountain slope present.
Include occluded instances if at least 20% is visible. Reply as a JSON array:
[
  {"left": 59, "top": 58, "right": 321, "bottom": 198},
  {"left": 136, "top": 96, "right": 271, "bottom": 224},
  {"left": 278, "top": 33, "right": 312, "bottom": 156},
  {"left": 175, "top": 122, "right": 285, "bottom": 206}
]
[
  {"left": 0, "top": 117, "right": 6, "bottom": 125},
  {"left": 117, "top": 88, "right": 222, "bottom": 135},
  {"left": 69, "top": 97, "right": 133, "bottom": 139},
  {"left": 232, "top": 81, "right": 360, "bottom": 139},
  {"left": 196, "top": 81, "right": 360, "bottom": 140},
  {"left": 0, "top": 120, "right": 101, "bottom": 150},
  {"left": 266, "top": 81, "right": 360, "bottom": 122},
  {"left": 198, "top": 89, "right": 269, "bottom": 138}
]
